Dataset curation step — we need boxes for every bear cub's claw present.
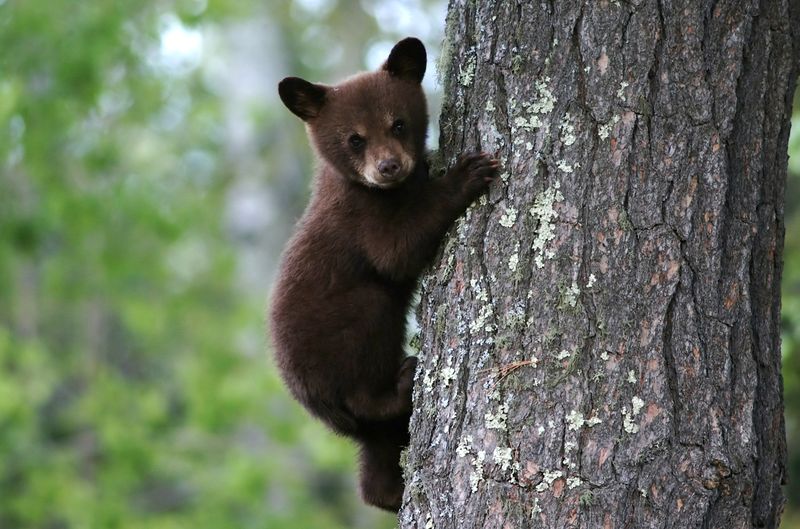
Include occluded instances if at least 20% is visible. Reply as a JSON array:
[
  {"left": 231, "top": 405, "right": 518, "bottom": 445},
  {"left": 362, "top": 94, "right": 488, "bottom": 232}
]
[{"left": 451, "top": 151, "right": 501, "bottom": 195}]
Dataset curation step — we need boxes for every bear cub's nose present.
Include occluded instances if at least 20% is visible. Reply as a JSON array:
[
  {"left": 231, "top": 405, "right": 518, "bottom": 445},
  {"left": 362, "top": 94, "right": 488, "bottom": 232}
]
[{"left": 378, "top": 158, "right": 401, "bottom": 178}]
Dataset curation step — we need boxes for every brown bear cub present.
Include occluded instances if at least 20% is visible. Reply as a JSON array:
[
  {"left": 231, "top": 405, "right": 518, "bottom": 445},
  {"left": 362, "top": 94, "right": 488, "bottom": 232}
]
[{"left": 269, "top": 37, "right": 499, "bottom": 512}]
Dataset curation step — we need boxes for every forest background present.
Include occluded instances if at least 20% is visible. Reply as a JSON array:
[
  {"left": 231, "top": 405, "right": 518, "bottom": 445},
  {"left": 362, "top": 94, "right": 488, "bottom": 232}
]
[{"left": 1, "top": 1, "right": 798, "bottom": 528}]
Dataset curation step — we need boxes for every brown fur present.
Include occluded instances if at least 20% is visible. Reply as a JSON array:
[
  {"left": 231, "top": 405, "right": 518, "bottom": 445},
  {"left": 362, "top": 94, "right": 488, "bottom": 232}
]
[{"left": 269, "top": 38, "right": 499, "bottom": 512}]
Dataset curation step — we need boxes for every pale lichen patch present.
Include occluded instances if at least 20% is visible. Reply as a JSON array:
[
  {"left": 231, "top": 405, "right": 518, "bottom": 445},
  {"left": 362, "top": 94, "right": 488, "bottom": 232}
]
[
  {"left": 566, "top": 410, "right": 585, "bottom": 431},
  {"left": 586, "top": 415, "right": 603, "bottom": 427},
  {"left": 529, "top": 182, "right": 564, "bottom": 268},
  {"left": 514, "top": 114, "right": 542, "bottom": 133},
  {"left": 422, "top": 368, "right": 436, "bottom": 393},
  {"left": 531, "top": 77, "right": 556, "bottom": 114},
  {"left": 456, "top": 435, "right": 473, "bottom": 458},
  {"left": 560, "top": 112, "right": 577, "bottom": 146},
  {"left": 535, "top": 469, "right": 563, "bottom": 492},
  {"left": 617, "top": 80, "right": 629, "bottom": 99},
  {"left": 469, "top": 303, "right": 496, "bottom": 334},
  {"left": 504, "top": 301, "right": 527, "bottom": 329},
  {"left": 508, "top": 243, "right": 520, "bottom": 273},
  {"left": 622, "top": 396, "right": 645, "bottom": 434},
  {"left": 499, "top": 206, "right": 518, "bottom": 228},
  {"left": 632, "top": 396, "right": 645, "bottom": 415},
  {"left": 567, "top": 476, "right": 583, "bottom": 489},
  {"left": 598, "top": 114, "right": 620, "bottom": 140},
  {"left": 470, "top": 450, "right": 486, "bottom": 492},
  {"left": 509, "top": 77, "right": 556, "bottom": 144},
  {"left": 470, "top": 278, "right": 489, "bottom": 303},
  {"left": 485, "top": 401, "right": 509, "bottom": 430},
  {"left": 493, "top": 446, "right": 513, "bottom": 472},
  {"left": 459, "top": 54, "right": 477, "bottom": 86},
  {"left": 563, "top": 440, "right": 578, "bottom": 469},
  {"left": 440, "top": 365, "right": 457, "bottom": 387},
  {"left": 622, "top": 406, "right": 638, "bottom": 434},
  {"left": 555, "top": 349, "right": 572, "bottom": 361},
  {"left": 556, "top": 160, "right": 576, "bottom": 173},
  {"left": 560, "top": 281, "right": 581, "bottom": 309}
]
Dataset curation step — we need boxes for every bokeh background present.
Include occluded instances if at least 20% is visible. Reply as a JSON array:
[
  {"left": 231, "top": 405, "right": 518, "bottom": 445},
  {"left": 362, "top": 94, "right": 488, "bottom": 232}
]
[{"left": 0, "top": 1, "right": 798, "bottom": 528}]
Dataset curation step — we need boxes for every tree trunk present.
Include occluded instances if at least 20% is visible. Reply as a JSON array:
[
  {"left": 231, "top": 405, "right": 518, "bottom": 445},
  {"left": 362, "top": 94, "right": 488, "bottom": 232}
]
[{"left": 401, "top": 1, "right": 800, "bottom": 528}]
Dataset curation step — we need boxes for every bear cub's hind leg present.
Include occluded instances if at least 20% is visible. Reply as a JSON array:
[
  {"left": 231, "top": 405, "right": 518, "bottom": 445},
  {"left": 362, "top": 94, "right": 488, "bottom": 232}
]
[
  {"left": 354, "top": 357, "right": 417, "bottom": 512},
  {"left": 346, "top": 355, "right": 419, "bottom": 421},
  {"left": 358, "top": 437, "right": 405, "bottom": 511}
]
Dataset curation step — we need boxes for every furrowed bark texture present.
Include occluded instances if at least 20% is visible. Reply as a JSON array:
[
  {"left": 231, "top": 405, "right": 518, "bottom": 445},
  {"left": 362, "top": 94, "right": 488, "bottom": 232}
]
[{"left": 401, "top": 1, "right": 800, "bottom": 528}]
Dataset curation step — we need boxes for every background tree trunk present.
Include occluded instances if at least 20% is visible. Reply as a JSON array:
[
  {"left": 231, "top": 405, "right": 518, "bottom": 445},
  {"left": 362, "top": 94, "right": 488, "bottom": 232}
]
[{"left": 401, "top": 1, "right": 800, "bottom": 528}]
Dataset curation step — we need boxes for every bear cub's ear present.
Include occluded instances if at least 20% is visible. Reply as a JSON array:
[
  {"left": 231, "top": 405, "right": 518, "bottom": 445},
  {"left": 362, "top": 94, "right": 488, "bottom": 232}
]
[
  {"left": 383, "top": 37, "right": 426, "bottom": 84},
  {"left": 278, "top": 77, "right": 328, "bottom": 121}
]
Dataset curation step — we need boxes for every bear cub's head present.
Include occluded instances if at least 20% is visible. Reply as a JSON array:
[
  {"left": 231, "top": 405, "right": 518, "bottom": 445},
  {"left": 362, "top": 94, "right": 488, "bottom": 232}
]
[{"left": 279, "top": 38, "right": 428, "bottom": 189}]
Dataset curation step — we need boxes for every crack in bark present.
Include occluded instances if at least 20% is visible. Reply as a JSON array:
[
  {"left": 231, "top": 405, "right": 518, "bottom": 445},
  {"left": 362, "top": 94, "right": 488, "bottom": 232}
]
[
  {"left": 571, "top": 2, "right": 588, "bottom": 110},
  {"left": 620, "top": 3, "right": 636, "bottom": 77},
  {"left": 650, "top": 0, "right": 666, "bottom": 114},
  {"left": 661, "top": 270, "right": 681, "bottom": 443}
]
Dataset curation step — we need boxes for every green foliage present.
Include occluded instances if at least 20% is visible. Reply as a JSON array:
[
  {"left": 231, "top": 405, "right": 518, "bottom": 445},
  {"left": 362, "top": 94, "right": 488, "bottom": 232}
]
[
  {"left": 0, "top": 0, "right": 442, "bottom": 527},
  {"left": 784, "top": 92, "right": 800, "bottom": 527}
]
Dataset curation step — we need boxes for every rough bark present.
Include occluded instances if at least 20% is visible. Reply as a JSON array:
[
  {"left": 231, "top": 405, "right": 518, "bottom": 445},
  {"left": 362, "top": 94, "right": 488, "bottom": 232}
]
[{"left": 401, "top": 1, "right": 800, "bottom": 528}]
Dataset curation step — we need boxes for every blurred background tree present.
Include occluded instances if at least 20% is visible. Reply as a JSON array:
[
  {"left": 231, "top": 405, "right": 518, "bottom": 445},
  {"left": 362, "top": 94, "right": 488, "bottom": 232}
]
[
  {"left": 0, "top": 0, "right": 798, "bottom": 527},
  {"left": 783, "top": 87, "right": 800, "bottom": 529},
  {"left": 0, "top": 0, "right": 443, "bottom": 527}
]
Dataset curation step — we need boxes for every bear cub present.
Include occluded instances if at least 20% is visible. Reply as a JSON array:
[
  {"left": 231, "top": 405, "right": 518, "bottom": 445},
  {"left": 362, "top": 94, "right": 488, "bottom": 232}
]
[{"left": 269, "top": 37, "right": 499, "bottom": 512}]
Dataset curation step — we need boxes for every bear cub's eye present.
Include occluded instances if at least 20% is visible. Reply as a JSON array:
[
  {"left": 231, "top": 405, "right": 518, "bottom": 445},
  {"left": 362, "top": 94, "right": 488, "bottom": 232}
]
[
  {"left": 348, "top": 134, "right": 366, "bottom": 150},
  {"left": 391, "top": 119, "right": 405, "bottom": 136}
]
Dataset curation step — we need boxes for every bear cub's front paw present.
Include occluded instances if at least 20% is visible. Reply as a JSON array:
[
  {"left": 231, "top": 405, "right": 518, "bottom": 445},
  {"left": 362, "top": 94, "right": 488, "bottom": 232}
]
[{"left": 448, "top": 151, "right": 501, "bottom": 198}]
